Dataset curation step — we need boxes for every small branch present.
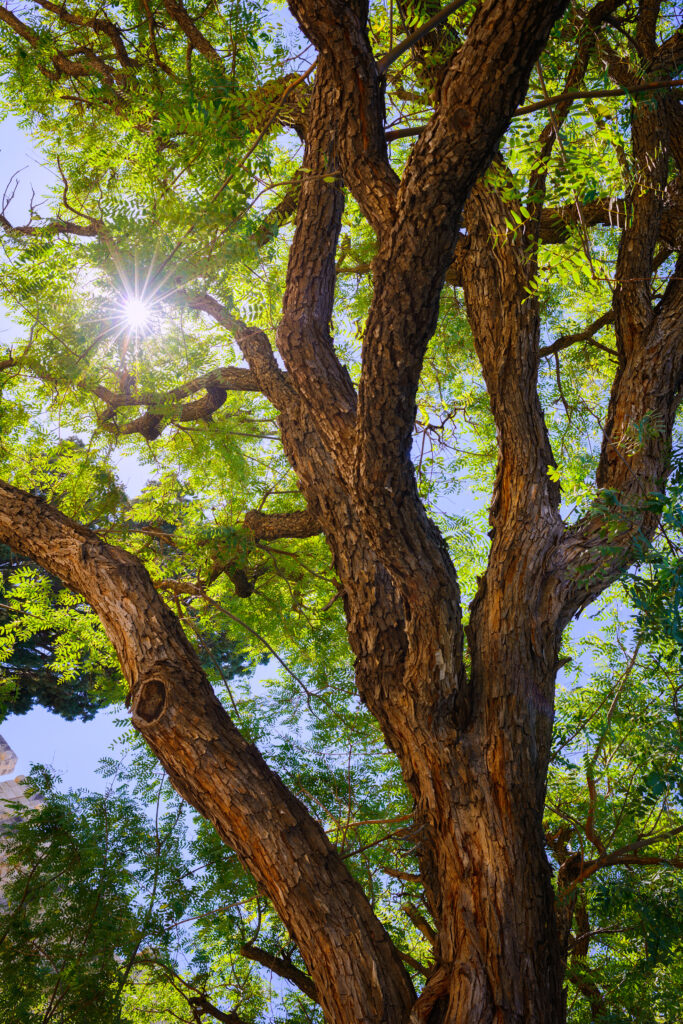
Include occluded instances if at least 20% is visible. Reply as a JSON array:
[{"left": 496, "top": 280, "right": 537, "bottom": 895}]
[
  {"left": 95, "top": 367, "right": 261, "bottom": 441},
  {"left": 560, "top": 822, "right": 683, "bottom": 897},
  {"left": 249, "top": 179, "right": 302, "bottom": 247},
  {"left": 535, "top": 59, "right": 596, "bottom": 277},
  {"left": 381, "top": 865, "right": 422, "bottom": 883},
  {"left": 158, "top": 579, "right": 317, "bottom": 698},
  {"left": 32, "top": 0, "right": 137, "bottom": 70},
  {"left": 320, "top": 586, "right": 344, "bottom": 612},
  {"left": 0, "top": 211, "right": 98, "bottom": 238},
  {"left": 398, "top": 949, "right": 430, "bottom": 977},
  {"left": 539, "top": 311, "right": 616, "bottom": 358},
  {"left": 161, "top": 0, "right": 223, "bottom": 64},
  {"left": 94, "top": 367, "right": 259, "bottom": 410},
  {"left": 341, "top": 824, "right": 418, "bottom": 860},
  {"left": 187, "top": 995, "right": 249, "bottom": 1024},
  {"left": 244, "top": 508, "right": 321, "bottom": 540},
  {"left": 402, "top": 903, "right": 436, "bottom": 946},
  {"left": 582, "top": 852, "right": 683, "bottom": 881},
  {"left": 385, "top": 78, "right": 683, "bottom": 141},
  {"left": 240, "top": 944, "right": 318, "bottom": 1002},
  {"left": 609, "top": 821, "right": 683, "bottom": 857},
  {"left": 517, "top": 77, "right": 683, "bottom": 116},
  {"left": 377, "top": 0, "right": 469, "bottom": 75},
  {"left": 183, "top": 292, "right": 292, "bottom": 413},
  {"left": 334, "top": 813, "right": 414, "bottom": 830}
]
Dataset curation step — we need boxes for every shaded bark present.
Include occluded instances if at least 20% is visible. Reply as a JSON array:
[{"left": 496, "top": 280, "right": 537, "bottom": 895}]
[{"left": 1, "top": 2, "right": 682, "bottom": 1023}]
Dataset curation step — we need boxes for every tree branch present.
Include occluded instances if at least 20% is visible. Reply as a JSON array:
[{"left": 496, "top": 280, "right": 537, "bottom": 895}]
[
  {"left": 160, "top": 0, "right": 223, "bottom": 63},
  {"left": 560, "top": 97, "right": 683, "bottom": 618},
  {"left": 183, "top": 293, "right": 293, "bottom": 413},
  {"left": 539, "top": 311, "right": 616, "bottom": 358},
  {"left": 288, "top": 0, "right": 398, "bottom": 236},
  {"left": 0, "top": 478, "right": 414, "bottom": 1024},
  {"left": 240, "top": 944, "right": 318, "bottom": 1002},
  {"left": 385, "top": 78, "right": 683, "bottom": 140},
  {"left": 355, "top": 0, "right": 569, "bottom": 627},
  {"left": 187, "top": 995, "right": 249, "bottom": 1024},
  {"left": 93, "top": 367, "right": 259, "bottom": 441},
  {"left": 0, "top": 3, "right": 125, "bottom": 85},
  {"left": 32, "top": 0, "right": 137, "bottom": 69},
  {"left": 526, "top": 0, "right": 627, "bottom": 238},
  {"left": 0, "top": 210, "right": 99, "bottom": 238},
  {"left": 402, "top": 903, "right": 436, "bottom": 946},
  {"left": 244, "top": 509, "right": 321, "bottom": 540},
  {"left": 276, "top": 57, "right": 358, "bottom": 462},
  {"left": 94, "top": 367, "right": 259, "bottom": 411},
  {"left": 376, "top": 0, "right": 469, "bottom": 75}
]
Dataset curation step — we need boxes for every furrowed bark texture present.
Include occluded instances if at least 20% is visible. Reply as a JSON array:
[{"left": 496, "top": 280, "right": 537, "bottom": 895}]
[
  {"left": 0, "top": 482, "right": 414, "bottom": 1024},
  {"left": 2, "top": 1, "right": 683, "bottom": 1023}
]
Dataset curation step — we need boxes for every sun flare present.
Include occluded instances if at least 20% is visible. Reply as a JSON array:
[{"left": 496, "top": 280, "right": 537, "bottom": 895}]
[{"left": 123, "top": 296, "right": 152, "bottom": 331}]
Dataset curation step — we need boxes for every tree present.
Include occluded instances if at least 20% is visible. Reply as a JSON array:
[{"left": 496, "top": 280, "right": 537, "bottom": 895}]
[
  {"left": 0, "top": 539, "right": 253, "bottom": 723},
  {"left": 0, "top": 765, "right": 191, "bottom": 1024},
  {"left": 0, "top": 543, "right": 122, "bottom": 720},
  {"left": 0, "top": 0, "right": 681, "bottom": 1020}
]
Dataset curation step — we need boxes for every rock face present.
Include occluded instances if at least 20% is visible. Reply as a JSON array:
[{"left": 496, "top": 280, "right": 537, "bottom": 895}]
[
  {"left": 0, "top": 734, "right": 42, "bottom": 908},
  {"left": 0, "top": 733, "right": 41, "bottom": 822},
  {"left": 0, "top": 734, "right": 17, "bottom": 777}
]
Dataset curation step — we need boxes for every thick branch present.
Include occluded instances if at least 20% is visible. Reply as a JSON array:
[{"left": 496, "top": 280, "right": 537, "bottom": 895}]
[
  {"left": 559, "top": 97, "right": 683, "bottom": 617},
  {"left": 402, "top": 903, "right": 436, "bottom": 946},
  {"left": 288, "top": 0, "right": 398, "bottom": 235},
  {"left": 354, "top": 0, "right": 568, "bottom": 683},
  {"left": 0, "top": 479, "right": 414, "bottom": 1024},
  {"left": 460, "top": 179, "right": 564, "bottom": 798},
  {"left": 610, "top": 105, "right": 670, "bottom": 361},
  {"left": 276, "top": 57, "right": 358, "bottom": 462}
]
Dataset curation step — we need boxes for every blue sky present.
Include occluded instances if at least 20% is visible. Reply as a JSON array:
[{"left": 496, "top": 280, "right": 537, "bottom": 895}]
[
  {"left": 0, "top": 115, "right": 139, "bottom": 791},
  {"left": 0, "top": 107, "right": 604, "bottom": 797},
  {"left": 1, "top": 707, "right": 123, "bottom": 790}
]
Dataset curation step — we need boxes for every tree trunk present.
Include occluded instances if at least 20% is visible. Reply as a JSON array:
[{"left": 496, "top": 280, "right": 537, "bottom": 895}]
[
  {"left": 427, "top": 761, "right": 564, "bottom": 1024},
  {"left": 401, "top": 633, "right": 565, "bottom": 1024},
  {"left": 1, "top": 1, "right": 681, "bottom": 1022}
]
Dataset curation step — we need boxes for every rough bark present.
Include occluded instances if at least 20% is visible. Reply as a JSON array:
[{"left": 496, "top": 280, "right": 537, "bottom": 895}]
[
  {"left": 1, "top": 2, "right": 682, "bottom": 1024},
  {"left": 0, "top": 482, "right": 414, "bottom": 1024}
]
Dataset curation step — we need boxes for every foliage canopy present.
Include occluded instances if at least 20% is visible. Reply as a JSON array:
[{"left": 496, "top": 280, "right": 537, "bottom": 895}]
[{"left": 0, "top": 0, "right": 682, "bottom": 1021}]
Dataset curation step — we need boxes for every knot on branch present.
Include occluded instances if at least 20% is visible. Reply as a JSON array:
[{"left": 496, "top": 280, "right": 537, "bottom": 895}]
[{"left": 132, "top": 677, "right": 167, "bottom": 725}]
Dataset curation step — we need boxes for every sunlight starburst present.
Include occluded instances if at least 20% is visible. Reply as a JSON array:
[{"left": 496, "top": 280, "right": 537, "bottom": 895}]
[{"left": 122, "top": 296, "right": 152, "bottom": 332}]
